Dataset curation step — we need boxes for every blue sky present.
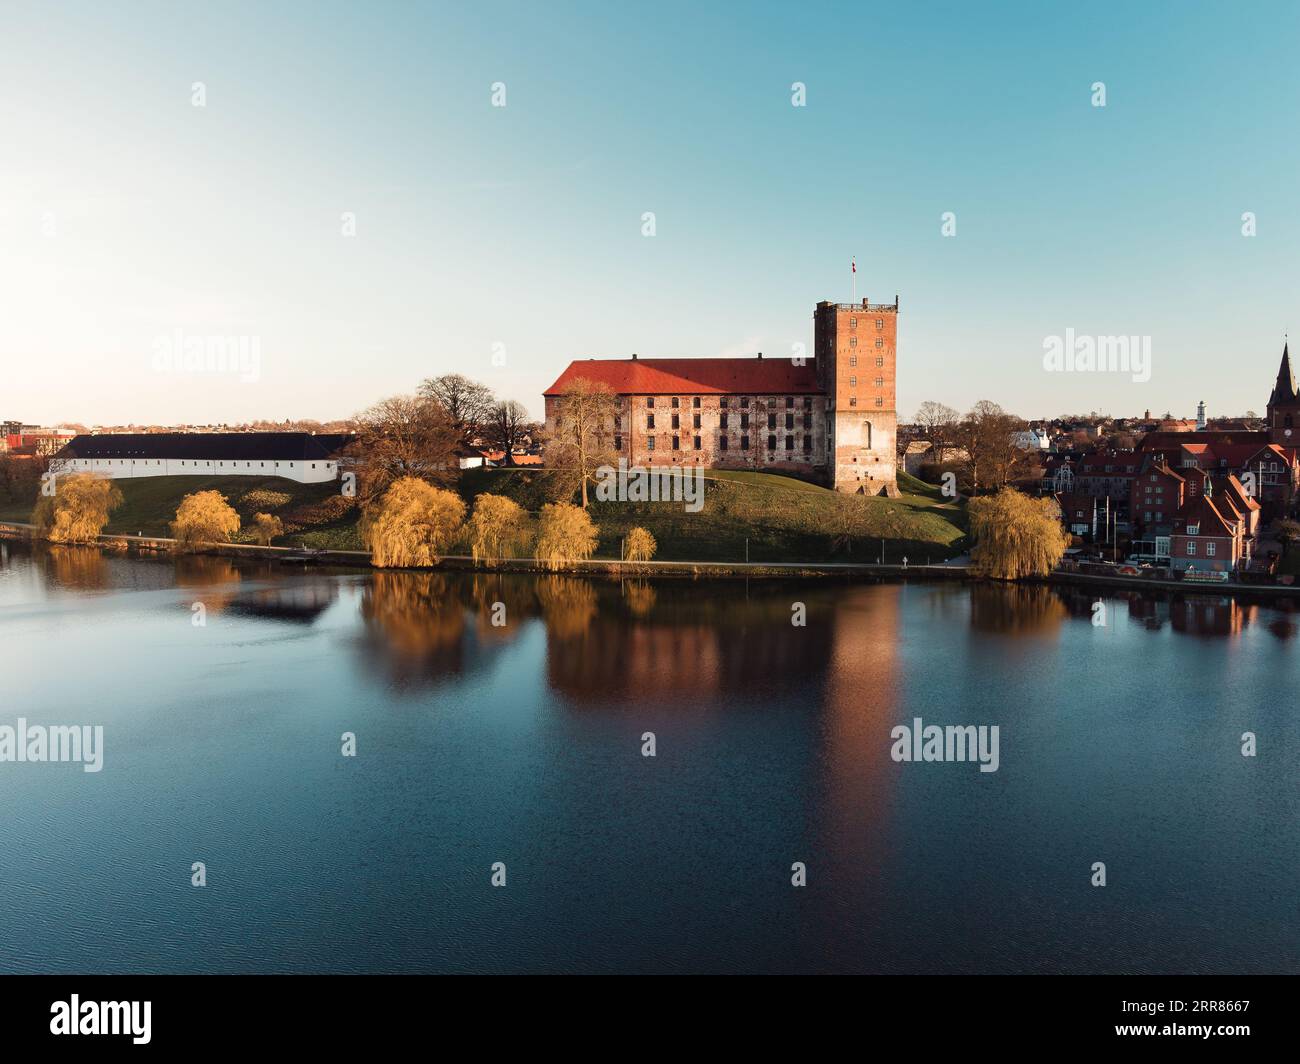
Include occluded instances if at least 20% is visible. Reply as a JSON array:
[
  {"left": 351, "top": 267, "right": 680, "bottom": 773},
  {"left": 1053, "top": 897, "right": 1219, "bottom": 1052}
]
[{"left": 4, "top": 0, "right": 1300, "bottom": 425}]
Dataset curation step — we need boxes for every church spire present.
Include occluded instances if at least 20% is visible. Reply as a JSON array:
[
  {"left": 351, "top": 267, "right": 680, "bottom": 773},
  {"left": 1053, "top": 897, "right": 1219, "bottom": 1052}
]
[{"left": 1269, "top": 341, "right": 1296, "bottom": 406}]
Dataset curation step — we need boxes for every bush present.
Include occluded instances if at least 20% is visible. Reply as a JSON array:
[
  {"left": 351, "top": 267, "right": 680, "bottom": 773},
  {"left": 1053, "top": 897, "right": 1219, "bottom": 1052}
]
[
  {"left": 171, "top": 490, "right": 241, "bottom": 549},
  {"left": 468, "top": 493, "right": 530, "bottom": 564},
  {"left": 534, "top": 502, "right": 598, "bottom": 571},
  {"left": 624, "top": 526, "right": 656, "bottom": 563},
  {"left": 362, "top": 477, "right": 466, "bottom": 568},
  {"left": 283, "top": 494, "right": 355, "bottom": 528},
  {"left": 238, "top": 488, "right": 293, "bottom": 513},
  {"left": 31, "top": 473, "right": 123, "bottom": 543}
]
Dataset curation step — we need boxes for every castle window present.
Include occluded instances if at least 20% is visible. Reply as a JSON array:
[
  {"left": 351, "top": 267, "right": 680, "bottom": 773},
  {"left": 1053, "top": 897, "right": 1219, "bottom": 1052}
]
[
  {"left": 671, "top": 414, "right": 680, "bottom": 429},
  {"left": 876, "top": 357, "right": 884, "bottom": 367},
  {"left": 741, "top": 397, "right": 750, "bottom": 409},
  {"left": 767, "top": 434, "right": 777, "bottom": 451},
  {"left": 875, "top": 338, "right": 884, "bottom": 348},
  {"left": 875, "top": 319, "right": 884, "bottom": 328},
  {"left": 647, "top": 397, "right": 655, "bottom": 408},
  {"left": 875, "top": 377, "right": 883, "bottom": 387},
  {"left": 614, "top": 436, "right": 623, "bottom": 450},
  {"left": 785, "top": 397, "right": 793, "bottom": 409},
  {"left": 741, "top": 435, "right": 750, "bottom": 450},
  {"left": 693, "top": 396, "right": 701, "bottom": 409},
  {"left": 672, "top": 436, "right": 680, "bottom": 450},
  {"left": 720, "top": 397, "right": 728, "bottom": 409},
  {"left": 719, "top": 436, "right": 728, "bottom": 451},
  {"left": 850, "top": 318, "right": 857, "bottom": 328},
  {"left": 803, "top": 413, "right": 812, "bottom": 430},
  {"left": 614, "top": 415, "right": 622, "bottom": 430},
  {"left": 692, "top": 436, "right": 700, "bottom": 449},
  {"left": 647, "top": 414, "right": 655, "bottom": 429},
  {"left": 875, "top": 397, "right": 883, "bottom": 407},
  {"left": 767, "top": 413, "right": 776, "bottom": 429},
  {"left": 693, "top": 414, "right": 701, "bottom": 429},
  {"left": 850, "top": 337, "right": 858, "bottom": 347},
  {"left": 1206, "top": 542, "right": 1217, "bottom": 557},
  {"left": 741, "top": 413, "right": 749, "bottom": 429},
  {"left": 863, "top": 421, "right": 873, "bottom": 449},
  {"left": 785, "top": 435, "right": 793, "bottom": 450},
  {"left": 803, "top": 435, "right": 812, "bottom": 453},
  {"left": 849, "top": 398, "right": 858, "bottom": 407},
  {"left": 803, "top": 397, "right": 812, "bottom": 410},
  {"left": 671, "top": 397, "right": 679, "bottom": 408},
  {"left": 850, "top": 355, "right": 857, "bottom": 367},
  {"left": 1187, "top": 541, "right": 1197, "bottom": 556},
  {"left": 647, "top": 437, "right": 655, "bottom": 451},
  {"left": 720, "top": 413, "right": 729, "bottom": 430},
  {"left": 849, "top": 376, "right": 857, "bottom": 387},
  {"left": 785, "top": 413, "right": 794, "bottom": 430}
]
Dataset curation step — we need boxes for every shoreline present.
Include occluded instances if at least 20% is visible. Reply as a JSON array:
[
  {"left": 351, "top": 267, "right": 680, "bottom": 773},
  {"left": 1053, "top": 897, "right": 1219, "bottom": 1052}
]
[{"left": 5, "top": 522, "right": 1299, "bottom": 598}]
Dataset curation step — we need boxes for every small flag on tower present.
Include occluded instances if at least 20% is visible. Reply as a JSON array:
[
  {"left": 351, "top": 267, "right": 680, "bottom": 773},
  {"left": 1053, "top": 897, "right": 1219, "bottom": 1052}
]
[{"left": 851, "top": 258, "right": 856, "bottom": 273}]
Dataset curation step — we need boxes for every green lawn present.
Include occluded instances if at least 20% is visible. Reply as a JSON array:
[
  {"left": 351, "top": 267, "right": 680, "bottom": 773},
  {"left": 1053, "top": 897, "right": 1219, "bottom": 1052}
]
[{"left": 7, "top": 467, "right": 967, "bottom": 564}]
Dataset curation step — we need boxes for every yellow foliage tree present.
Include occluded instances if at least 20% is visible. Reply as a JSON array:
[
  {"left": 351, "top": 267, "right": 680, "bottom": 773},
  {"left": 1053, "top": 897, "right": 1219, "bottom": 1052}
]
[
  {"left": 624, "top": 526, "right": 656, "bottom": 564},
  {"left": 31, "top": 473, "right": 123, "bottom": 543},
  {"left": 968, "top": 487, "right": 1070, "bottom": 580},
  {"left": 468, "top": 493, "right": 530, "bottom": 564},
  {"left": 362, "top": 476, "right": 466, "bottom": 568},
  {"left": 534, "top": 502, "right": 598, "bottom": 571},
  {"left": 171, "top": 490, "right": 241, "bottom": 550},
  {"left": 251, "top": 512, "right": 284, "bottom": 546}
]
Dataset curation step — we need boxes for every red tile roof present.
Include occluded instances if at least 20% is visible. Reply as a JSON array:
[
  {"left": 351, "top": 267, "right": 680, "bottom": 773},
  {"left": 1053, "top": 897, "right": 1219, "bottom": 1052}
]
[{"left": 544, "top": 357, "right": 821, "bottom": 397}]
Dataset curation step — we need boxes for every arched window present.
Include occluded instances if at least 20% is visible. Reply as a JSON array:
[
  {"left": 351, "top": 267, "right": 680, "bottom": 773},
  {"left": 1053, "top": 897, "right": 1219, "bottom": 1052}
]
[{"left": 863, "top": 421, "right": 873, "bottom": 450}]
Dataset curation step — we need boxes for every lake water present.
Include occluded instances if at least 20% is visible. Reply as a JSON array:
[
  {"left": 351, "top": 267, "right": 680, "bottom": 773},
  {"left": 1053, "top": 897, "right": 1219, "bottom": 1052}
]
[{"left": 0, "top": 541, "right": 1295, "bottom": 974}]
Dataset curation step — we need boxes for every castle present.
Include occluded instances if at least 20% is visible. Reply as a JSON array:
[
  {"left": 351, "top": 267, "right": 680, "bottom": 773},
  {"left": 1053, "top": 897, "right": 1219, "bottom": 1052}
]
[{"left": 543, "top": 297, "right": 899, "bottom": 494}]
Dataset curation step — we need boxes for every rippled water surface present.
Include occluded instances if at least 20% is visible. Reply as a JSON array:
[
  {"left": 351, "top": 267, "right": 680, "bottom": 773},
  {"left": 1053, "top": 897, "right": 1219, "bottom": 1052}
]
[{"left": 0, "top": 541, "right": 1295, "bottom": 973}]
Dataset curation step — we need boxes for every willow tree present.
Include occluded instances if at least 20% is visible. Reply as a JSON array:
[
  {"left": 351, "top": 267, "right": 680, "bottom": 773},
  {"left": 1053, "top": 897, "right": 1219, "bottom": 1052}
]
[
  {"left": 362, "top": 476, "right": 466, "bottom": 568},
  {"left": 171, "top": 490, "right": 241, "bottom": 549},
  {"left": 624, "top": 526, "right": 656, "bottom": 564},
  {"left": 968, "top": 487, "right": 1069, "bottom": 580},
  {"left": 545, "top": 377, "right": 616, "bottom": 508},
  {"left": 31, "top": 473, "right": 123, "bottom": 543},
  {"left": 534, "top": 502, "right": 598, "bottom": 571},
  {"left": 467, "top": 492, "right": 530, "bottom": 564}
]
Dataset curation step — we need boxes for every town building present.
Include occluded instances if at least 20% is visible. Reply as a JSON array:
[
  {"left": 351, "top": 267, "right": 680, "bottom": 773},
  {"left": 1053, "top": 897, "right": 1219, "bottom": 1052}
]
[
  {"left": 51, "top": 432, "right": 351, "bottom": 484},
  {"left": 543, "top": 297, "right": 900, "bottom": 494}
]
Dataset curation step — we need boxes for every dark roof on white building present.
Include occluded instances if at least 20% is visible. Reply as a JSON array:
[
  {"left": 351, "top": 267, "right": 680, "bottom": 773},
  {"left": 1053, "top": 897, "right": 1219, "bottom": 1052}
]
[{"left": 56, "top": 432, "right": 353, "bottom": 462}]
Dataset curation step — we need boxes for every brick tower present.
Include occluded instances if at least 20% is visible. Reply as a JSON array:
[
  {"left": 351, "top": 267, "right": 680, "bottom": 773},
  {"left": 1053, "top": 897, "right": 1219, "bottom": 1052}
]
[{"left": 814, "top": 297, "right": 899, "bottom": 495}]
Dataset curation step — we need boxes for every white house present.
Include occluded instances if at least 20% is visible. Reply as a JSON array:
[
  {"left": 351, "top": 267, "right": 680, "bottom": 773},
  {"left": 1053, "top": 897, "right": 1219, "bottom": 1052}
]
[{"left": 50, "top": 432, "right": 352, "bottom": 484}]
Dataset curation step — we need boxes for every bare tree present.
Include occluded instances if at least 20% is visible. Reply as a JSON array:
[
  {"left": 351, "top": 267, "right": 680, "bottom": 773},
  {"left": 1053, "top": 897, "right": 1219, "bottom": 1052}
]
[
  {"left": 545, "top": 378, "right": 617, "bottom": 508},
  {"left": 485, "top": 400, "right": 530, "bottom": 466},
  {"left": 347, "top": 394, "right": 460, "bottom": 505},
  {"left": 914, "top": 401, "right": 960, "bottom": 463},
  {"left": 955, "top": 400, "right": 1027, "bottom": 495},
  {"left": 419, "top": 374, "right": 495, "bottom": 443}
]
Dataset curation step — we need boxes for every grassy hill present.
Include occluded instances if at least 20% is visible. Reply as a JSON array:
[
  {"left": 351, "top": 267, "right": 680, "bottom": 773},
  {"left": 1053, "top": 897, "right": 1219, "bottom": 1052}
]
[
  {"left": 3, "top": 467, "right": 967, "bottom": 563},
  {"left": 462, "top": 466, "right": 967, "bottom": 564}
]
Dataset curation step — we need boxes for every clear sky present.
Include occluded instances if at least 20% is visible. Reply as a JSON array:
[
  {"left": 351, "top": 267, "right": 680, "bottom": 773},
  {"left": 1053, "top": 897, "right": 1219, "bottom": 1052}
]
[{"left": 4, "top": 0, "right": 1300, "bottom": 426}]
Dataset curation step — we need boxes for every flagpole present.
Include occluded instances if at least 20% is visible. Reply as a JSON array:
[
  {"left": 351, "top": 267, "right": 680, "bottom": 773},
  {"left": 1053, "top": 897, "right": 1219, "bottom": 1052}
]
[{"left": 851, "top": 257, "right": 856, "bottom": 304}]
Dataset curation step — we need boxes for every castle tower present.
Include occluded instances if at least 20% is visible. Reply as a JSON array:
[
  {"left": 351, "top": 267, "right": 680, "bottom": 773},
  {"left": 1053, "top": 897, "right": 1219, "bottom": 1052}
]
[
  {"left": 1266, "top": 342, "right": 1300, "bottom": 445},
  {"left": 814, "top": 297, "right": 899, "bottom": 494},
  {"left": 1196, "top": 400, "right": 1206, "bottom": 430}
]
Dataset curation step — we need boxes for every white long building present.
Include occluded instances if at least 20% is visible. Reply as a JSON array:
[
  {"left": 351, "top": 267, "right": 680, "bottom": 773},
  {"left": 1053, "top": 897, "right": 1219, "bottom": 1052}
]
[{"left": 51, "top": 432, "right": 352, "bottom": 484}]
